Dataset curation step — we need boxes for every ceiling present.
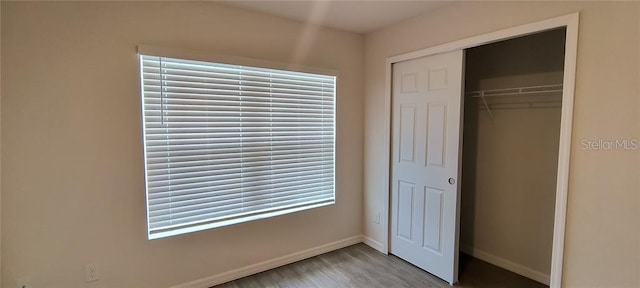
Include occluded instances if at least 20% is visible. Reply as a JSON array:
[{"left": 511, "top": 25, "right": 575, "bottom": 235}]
[{"left": 221, "top": 1, "right": 451, "bottom": 34}]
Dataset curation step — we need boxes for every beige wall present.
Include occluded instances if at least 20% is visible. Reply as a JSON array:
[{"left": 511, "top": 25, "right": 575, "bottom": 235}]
[
  {"left": 364, "top": 1, "right": 639, "bottom": 287},
  {"left": 1, "top": 2, "right": 363, "bottom": 287},
  {"left": 460, "top": 30, "right": 564, "bottom": 277}
]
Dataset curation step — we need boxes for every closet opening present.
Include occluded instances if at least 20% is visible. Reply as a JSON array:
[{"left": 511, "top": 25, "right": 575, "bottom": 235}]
[{"left": 458, "top": 28, "right": 566, "bottom": 287}]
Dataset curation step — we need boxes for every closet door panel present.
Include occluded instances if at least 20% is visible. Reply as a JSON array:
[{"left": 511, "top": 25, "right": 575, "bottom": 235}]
[
  {"left": 390, "top": 50, "right": 465, "bottom": 285},
  {"left": 397, "top": 181, "right": 416, "bottom": 242},
  {"left": 399, "top": 104, "right": 417, "bottom": 163},
  {"left": 423, "top": 186, "right": 444, "bottom": 254},
  {"left": 426, "top": 103, "right": 447, "bottom": 168}
]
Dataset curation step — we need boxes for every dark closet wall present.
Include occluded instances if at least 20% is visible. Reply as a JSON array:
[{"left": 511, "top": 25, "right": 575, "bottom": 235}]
[{"left": 461, "top": 28, "right": 565, "bottom": 282}]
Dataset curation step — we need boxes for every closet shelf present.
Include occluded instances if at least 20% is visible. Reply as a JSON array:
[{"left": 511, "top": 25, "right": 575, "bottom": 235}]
[
  {"left": 465, "top": 84, "right": 563, "bottom": 117},
  {"left": 465, "top": 84, "right": 563, "bottom": 98}
]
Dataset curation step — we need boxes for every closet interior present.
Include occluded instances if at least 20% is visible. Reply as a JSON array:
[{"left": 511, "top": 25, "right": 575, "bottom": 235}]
[{"left": 459, "top": 28, "right": 566, "bottom": 287}]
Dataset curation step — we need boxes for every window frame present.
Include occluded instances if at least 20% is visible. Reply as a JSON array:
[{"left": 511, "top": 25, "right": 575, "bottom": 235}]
[{"left": 138, "top": 45, "right": 339, "bottom": 239}]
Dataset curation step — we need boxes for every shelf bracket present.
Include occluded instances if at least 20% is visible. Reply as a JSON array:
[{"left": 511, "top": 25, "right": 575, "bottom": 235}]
[{"left": 479, "top": 91, "right": 494, "bottom": 119}]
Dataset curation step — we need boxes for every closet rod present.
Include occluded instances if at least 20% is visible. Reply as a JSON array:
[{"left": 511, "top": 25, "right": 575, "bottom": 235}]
[{"left": 466, "top": 84, "right": 563, "bottom": 98}]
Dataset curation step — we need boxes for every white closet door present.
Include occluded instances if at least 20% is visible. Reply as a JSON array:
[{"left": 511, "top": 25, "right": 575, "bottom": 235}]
[{"left": 390, "top": 50, "right": 464, "bottom": 284}]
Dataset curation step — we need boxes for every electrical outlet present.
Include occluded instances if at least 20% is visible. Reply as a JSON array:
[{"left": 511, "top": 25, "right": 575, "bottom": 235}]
[
  {"left": 17, "top": 277, "right": 32, "bottom": 288},
  {"left": 374, "top": 212, "right": 381, "bottom": 224},
  {"left": 85, "top": 264, "right": 100, "bottom": 282}
]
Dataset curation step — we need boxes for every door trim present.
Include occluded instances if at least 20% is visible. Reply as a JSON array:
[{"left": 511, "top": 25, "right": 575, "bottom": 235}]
[{"left": 381, "top": 13, "right": 579, "bottom": 288}]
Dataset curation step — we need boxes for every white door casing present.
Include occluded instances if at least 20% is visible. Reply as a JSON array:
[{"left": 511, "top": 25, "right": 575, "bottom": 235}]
[{"left": 390, "top": 50, "right": 464, "bottom": 285}]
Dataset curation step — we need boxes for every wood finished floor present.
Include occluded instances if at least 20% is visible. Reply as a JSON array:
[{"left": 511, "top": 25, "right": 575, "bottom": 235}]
[{"left": 213, "top": 243, "right": 548, "bottom": 288}]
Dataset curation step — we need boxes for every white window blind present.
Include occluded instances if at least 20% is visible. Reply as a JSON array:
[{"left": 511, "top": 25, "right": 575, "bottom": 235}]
[{"left": 139, "top": 54, "right": 336, "bottom": 239}]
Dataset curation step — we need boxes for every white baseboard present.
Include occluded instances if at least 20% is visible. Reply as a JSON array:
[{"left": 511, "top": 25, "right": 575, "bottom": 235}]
[
  {"left": 170, "top": 235, "right": 363, "bottom": 288},
  {"left": 460, "top": 246, "right": 550, "bottom": 285},
  {"left": 362, "top": 235, "right": 385, "bottom": 253}
]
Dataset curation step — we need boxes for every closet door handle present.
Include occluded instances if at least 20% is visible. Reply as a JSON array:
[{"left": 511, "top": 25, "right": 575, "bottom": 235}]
[{"left": 448, "top": 178, "right": 456, "bottom": 185}]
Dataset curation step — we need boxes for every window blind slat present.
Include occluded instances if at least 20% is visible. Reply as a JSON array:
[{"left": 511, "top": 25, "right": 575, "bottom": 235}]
[
  {"left": 146, "top": 154, "right": 332, "bottom": 174},
  {"left": 146, "top": 149, "right": 333, "bottom": 166},
  {"left": 144, "top": 144, "right": 333, "bottom": 160},
  {"left": 148, "top": 197, "right": 334, "bottom": 232},
  {"left": 140, "top": 54, "right": 336, "bottom": 239},
  {"left": 146, "top": 163, "right": 334, "bottom": 189},
  {"left": 148, "top": 173, "right": 334, "bottom": 198},
  {"left": 145, "top": 79, "right": 334, "bottom": 94},
  {"left": 149, "top": 185, "right": 333, "bottom": 218},
  {"left": 148, "top": 175, "right": 333, "bottom": 203},
  {"left": 149, "top": 191, "right": 334, "bottom": 222}
]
